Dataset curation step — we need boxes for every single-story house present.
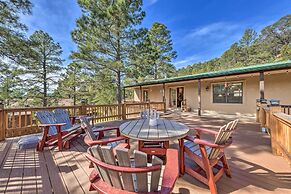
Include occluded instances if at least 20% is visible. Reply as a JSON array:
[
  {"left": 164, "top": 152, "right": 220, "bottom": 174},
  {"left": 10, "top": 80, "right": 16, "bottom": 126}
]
[{"left": 124, "top": 60, "right": 291, "bottom": 115}]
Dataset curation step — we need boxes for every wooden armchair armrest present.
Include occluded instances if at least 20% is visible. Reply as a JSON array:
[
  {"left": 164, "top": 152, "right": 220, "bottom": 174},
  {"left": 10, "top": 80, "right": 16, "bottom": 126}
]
[
  {"left": 161, "top": 149, "right": 179, "bottom": 194},
  {"left": 93, "top": 126, "right": 121, "bottom": 137},
  {"left": 93, "top": 126, "right": 119, "bottom": 133},
  {"left": 38, "top": 123, "right": 66, "bottom": 127},
  {"left": 193, "top": 138, "right": 232, "bottom": 149},
  {"left": 185, "top": 135, "right": 195, "bottom": 142},
  {"left": 85, "top": 136, "right": 127, "bottom": 146},
  {"left": 194, "top": 128, "right": 218, "bottom": 136}
]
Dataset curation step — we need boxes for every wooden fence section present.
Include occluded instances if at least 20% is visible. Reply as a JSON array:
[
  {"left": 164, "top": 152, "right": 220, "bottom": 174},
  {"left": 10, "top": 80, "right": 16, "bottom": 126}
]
[
  {"left": 281, "top": 105, "right": 291, "bottom": 115},
  {"left": 258, "top": 104, "right": 291, "bottom": 165},
  {"left": 0, "top": 102, "right": 165, "bottom": 139}
]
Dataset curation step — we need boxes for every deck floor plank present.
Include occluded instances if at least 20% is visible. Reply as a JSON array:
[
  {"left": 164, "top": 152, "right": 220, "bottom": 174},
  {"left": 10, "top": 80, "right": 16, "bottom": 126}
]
[
  {"left": 22, "top": 149, "right": 37, "bottom": 194},
  {"left": 4, "top": 141, "right": 25, "bottom": 194},
  {"left": 35, "top": 150, "right": 53, "bottom": 194},
  {"left": 0, "top": 112, "right": 291, "bottom": 194},
  {"left": 59, "top": 144, "right": 90, "bottom": 194},
  {"left": 50, "top": 147, "right": 85, "bottom": 194},
  {"left": 0, "top": 140, "right": 14, "bottom": 193},
  {"left": 43, "top": 148, "right": 68, "bottom": 194}
]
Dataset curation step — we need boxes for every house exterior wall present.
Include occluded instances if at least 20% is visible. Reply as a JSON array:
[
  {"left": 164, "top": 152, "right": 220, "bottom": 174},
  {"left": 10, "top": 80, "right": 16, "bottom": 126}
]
[{"left": 132, "top": 71, "right": 291, "bottom": 115}]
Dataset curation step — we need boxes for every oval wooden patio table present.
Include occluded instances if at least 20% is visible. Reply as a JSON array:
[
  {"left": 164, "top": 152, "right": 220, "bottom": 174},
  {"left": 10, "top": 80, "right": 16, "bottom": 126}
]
[{"left": 120, "top": 118, "right": 190, "bottom": 156}]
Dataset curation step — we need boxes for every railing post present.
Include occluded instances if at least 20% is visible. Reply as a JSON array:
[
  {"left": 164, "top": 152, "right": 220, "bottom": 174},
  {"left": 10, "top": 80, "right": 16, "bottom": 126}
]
[
  {"left": 163, "top": 101, "right": 166, "bottom": 113},
  {"left": 269, "top": 105, "right": 282, "bottom": 155},
  {"left": 80, "top": 100, "right": 87, "bottom": 115},
  {"left": 259, "top": 102, "right": 267, "bottom": 129},
  {"left": 0, "top": 103, "right": 5, "bottom": 141},
  {"left": 256, "top": 100, "right": 261, "bottom": 123},
  {"left": 121, "top": 103, "right": 126, "bottom": 120}
]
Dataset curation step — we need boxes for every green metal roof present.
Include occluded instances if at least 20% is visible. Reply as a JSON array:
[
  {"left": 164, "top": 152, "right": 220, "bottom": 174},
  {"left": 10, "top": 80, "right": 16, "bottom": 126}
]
[{"left": 125, "top": 60, "right": 291, "bottom": 88}]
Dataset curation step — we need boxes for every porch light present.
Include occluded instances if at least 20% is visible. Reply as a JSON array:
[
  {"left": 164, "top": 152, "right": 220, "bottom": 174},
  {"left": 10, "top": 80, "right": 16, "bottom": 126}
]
[{"left": 205, "top": 86, "right": 209, "bottom": 91}]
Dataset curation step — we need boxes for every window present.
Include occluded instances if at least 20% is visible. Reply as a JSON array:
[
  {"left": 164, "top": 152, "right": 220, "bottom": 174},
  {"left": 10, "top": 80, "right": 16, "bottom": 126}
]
[
  {"left": 213, "top": 82, "right": 243, "bottom": 104},
  {"left": 142, "top": 90, "right": 149, "bottom": 102}
]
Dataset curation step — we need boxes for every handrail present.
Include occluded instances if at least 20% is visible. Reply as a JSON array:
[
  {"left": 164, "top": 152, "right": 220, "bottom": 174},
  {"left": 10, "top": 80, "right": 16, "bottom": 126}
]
[
  {"left": 257, "top": 103, "right": 291, "bottom": 165},
  {"left": 0, "top": 102, "right": 165, "bottom": 139}
]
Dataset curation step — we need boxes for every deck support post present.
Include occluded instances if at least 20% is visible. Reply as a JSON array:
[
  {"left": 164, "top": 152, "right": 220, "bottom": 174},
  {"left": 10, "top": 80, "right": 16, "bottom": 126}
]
[
  {"left": 163, "top": 83, "right": 166, "bottom": 112},
  {"left": 198, "top": 79, "right": 201, "bottom": 116},
  {"left": 0, "top": 103, "right": 5, "bottom": 141},
  {"left": 259, "top": 72, "right": 265, "bottom": 100},
  {"left": 123, "top": 87, "right": 126, "bottom": 103},
  {"left": 139, "top": 86, "right": 142, "bottom": 102}
]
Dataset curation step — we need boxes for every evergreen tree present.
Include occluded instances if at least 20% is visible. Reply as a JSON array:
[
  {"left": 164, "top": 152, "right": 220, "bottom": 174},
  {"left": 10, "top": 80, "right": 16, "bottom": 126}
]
[
  {"left": 0, "top": 0, "right": 32, "bottom": 105},
  {"left": 177, "top": 15, "right": 291, "bottom": 76},
  {"left": 147, "top": 22, "right": 177, "bottom": 79},
  {"left": 71, "top": 0, "right": 145, "bottom": 103},
  {"left": 23, "top": 30, "right": 63, "bottom": 107},
  {"left": 56, "top": 62, "right": 84, "bottom": 105}
]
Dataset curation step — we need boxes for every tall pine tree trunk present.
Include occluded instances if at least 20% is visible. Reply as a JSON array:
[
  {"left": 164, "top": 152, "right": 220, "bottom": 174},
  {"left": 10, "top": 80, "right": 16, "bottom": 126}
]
[
  {"left": 116, "top": 70, "right": 122, "bottom": 104},
  {"left": 43, "top": 58, "right": 47, "bottom": 107},
  {"left": 154, "top": 63, "right": 158, "bottom": 80}
]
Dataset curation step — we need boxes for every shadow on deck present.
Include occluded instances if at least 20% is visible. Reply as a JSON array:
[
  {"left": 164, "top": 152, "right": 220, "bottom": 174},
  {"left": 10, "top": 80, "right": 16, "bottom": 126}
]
[{"left": 0, "top": 112, "right": 290, "bottom": 194}]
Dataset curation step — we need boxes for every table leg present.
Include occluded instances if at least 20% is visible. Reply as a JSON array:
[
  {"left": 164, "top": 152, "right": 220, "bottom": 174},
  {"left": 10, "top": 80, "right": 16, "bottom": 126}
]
[{"left": 179, "top": 138, "right": 185, "bottom": 175}]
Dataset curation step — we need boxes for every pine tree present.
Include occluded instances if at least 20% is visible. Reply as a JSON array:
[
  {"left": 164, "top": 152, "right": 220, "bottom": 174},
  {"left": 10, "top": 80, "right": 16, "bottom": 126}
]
[
  {"left": 147, "top": 22, "right": 177, "bottom": 79},
  {"left": 23, "top": 30, "right": 63, "bottom": 107},
  {"left": 0, "top": 0, "right": 32, "bottom": 105},
  {"left": 71, "top": 0, "right": 145, "bottom": 103}
]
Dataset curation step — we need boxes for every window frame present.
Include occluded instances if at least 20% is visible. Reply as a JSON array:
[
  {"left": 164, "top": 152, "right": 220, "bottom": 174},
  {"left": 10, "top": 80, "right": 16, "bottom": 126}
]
[{"left": 212, "top": 81, "right": 244, "bottom": 104}]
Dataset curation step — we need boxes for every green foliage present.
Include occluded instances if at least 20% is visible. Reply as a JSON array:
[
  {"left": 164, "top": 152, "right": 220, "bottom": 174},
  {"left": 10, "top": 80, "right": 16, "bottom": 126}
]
[
  {"left": 22, "top": 30, "right": 63, "bottom": 106},
  {"left": 129, "top": 22, "right": 177, "bottom": 80},
  {"left": 0, "top": 0, "right": 32, "bottom": 106},
  {"left": 55, "top": 62, "right": 117, "bottom": 105},
  {"left": 71, "top": 0, "right": 145, "bottom": 103},
  {"left": 178, "top": 15, "right": 291, "bottom": 76}
]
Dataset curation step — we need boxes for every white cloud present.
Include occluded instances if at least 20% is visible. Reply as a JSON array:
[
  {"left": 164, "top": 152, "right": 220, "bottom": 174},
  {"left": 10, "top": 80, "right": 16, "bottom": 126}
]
[
  {"left": 188, "top": 22, "right": 240, "bottom": 38},
  {"left": 173, "top": 55, "right": 201, "bottom": 68},
  {"left": 147, "top": 0, "right": 158, "bottom": 6}
]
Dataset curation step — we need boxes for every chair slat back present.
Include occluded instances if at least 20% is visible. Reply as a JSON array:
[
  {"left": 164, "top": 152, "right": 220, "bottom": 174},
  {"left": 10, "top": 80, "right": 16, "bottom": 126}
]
[
  {"left": 151, "top": 156, "right": 163, "bottom": 191},
  {"left": 36, "top": 111, "right": 58, "bottom": 135},
  {"left": 89, "top": 145, "right": 163, "bottom": 193},
  {"left": 208, "top": 119, "right": 239, "bottom": 160},
  {"left": 134, "top": 150, "right": 148, "bottom": 192},
  {"left": 80, "top": 117, "right": 97, "bottom": 141},
  {"left": 54, "top": 109, "right": 73, "bottom": 130},
  {"left": 140, "top": 109, "right": 159, "bottom": 119},
  {"left": 89, "top": 146, "right": 112, "bottom": 184},
  {"left": 101, "top": 146, "right": 123, "bottom": 189},
  {"left": 115, "top": 148, "right": 135, "bottom": 191}
]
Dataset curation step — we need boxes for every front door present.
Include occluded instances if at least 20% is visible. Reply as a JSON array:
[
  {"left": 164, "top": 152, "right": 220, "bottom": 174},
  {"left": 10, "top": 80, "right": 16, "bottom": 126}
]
[
  {"left": 169, "top": 88, "right": 177, "bottom": 107},
  {"left": 177, "top": 87, "right": 184, "bottom": 108},
  {"left": 169, "top": 87, "right": 184, "bottom": 108}
]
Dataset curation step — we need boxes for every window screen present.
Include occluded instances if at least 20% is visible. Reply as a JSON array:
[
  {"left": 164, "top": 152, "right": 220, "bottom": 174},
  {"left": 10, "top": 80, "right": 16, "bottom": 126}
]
[{"left": 213, "top": 82, "right": 243, "bottom": 104}]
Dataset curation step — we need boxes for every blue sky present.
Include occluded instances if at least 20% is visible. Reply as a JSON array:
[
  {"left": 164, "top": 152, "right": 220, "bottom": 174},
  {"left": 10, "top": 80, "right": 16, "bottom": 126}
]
[{"left": 21, "top": 0, "right": 291, "bottom": 69}]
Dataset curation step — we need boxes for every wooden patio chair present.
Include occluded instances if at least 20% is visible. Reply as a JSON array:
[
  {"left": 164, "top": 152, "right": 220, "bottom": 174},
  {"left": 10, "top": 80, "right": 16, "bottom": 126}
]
[
  {"left": 36, "top": 110, "right": 82, "bottom": 151},
  {"left": 181, "top": 119, "right": 239, "bottom": 194},
  {"left": 80, "top": 117, "right": 129, "bottom": 149},
  {"left": 86, "top": 145, "right": 179, "bottom": 194}
]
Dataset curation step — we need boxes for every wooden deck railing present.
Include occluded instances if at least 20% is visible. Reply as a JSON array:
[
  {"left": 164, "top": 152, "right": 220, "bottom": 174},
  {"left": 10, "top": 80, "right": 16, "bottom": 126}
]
[
  {"left": 257, "top": 103, "right": 291, "bottom": 165},
  {"left": 0, "top": 101, "right": 166, "bottom": 140},
  {"left": 281, "top": 105, "right": 291, "bottom": 115}
]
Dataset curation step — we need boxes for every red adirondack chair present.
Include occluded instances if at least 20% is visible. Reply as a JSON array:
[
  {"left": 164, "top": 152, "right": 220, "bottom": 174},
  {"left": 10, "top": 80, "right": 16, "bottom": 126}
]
[
  {"left": 180, "top": 119, "right": 239, "bottom": 194},
  {"left": 80, "top": 117, "right": 130, "bottom": 150},
  {"left": 86, "top": 146, "right": 179, "bottom": 194},
  {"left": 36, "top": 110, "right": 82, "bottom": 151}
]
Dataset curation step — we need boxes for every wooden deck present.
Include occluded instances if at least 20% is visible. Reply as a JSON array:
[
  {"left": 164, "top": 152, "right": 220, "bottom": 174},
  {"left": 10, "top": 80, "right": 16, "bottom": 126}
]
[{"left": 0, "top": 112, "right": 290, "bottom": 194}]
